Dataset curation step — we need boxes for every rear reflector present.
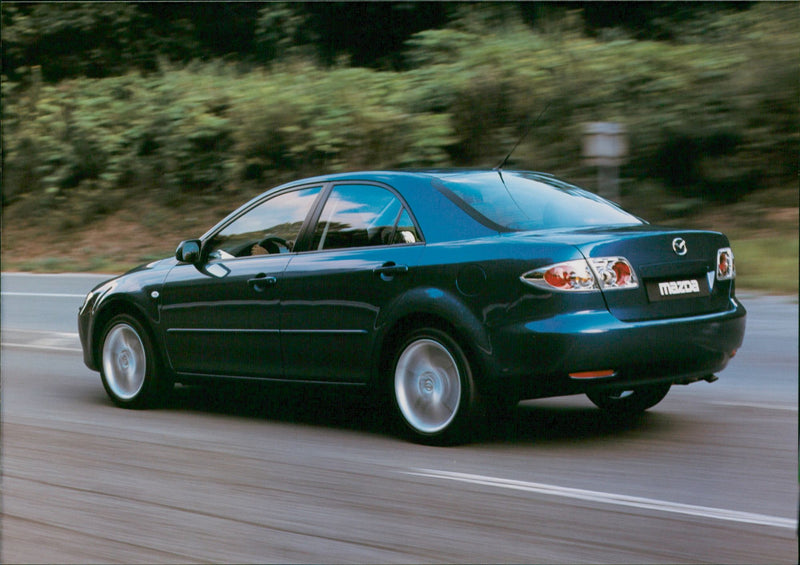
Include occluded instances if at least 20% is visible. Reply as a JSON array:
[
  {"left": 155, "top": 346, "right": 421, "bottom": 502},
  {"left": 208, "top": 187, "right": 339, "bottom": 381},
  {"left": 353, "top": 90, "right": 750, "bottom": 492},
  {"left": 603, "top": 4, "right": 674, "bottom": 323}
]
[{"left": 569, "top": 370, "right": 616, "bottom": 379}]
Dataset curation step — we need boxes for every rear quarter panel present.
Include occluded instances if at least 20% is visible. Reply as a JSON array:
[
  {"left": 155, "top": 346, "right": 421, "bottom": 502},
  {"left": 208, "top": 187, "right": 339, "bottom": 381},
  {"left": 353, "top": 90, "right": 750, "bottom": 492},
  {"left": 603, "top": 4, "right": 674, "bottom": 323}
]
[{"left": 373, "top": 235, "right": 609, "bottom": 388}]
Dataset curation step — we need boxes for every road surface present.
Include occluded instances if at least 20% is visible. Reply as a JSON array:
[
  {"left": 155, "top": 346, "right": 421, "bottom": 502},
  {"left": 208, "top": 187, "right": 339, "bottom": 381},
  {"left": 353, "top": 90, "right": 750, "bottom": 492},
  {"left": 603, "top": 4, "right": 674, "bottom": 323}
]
[{"left": 1, "top": 273, "right": 797, "bottom": 563}]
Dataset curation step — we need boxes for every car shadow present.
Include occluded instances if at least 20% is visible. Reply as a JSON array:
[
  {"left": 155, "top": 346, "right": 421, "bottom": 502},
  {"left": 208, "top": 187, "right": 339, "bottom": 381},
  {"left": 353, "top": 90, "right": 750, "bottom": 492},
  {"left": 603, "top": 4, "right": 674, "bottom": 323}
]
[
  {"left": 157, "top": 382, "right": 667, "bottom": 445},
  {"left": 163, "top": 382, "right": 391, "bottom": 435},
  {"left": 475, "top": 400, "right": 665, "bottom": 445}
]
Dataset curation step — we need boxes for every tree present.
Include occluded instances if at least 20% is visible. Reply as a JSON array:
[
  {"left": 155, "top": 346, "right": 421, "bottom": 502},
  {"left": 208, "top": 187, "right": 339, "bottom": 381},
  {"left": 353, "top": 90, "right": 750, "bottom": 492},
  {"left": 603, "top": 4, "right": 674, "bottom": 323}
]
[{"left": 1, "top": 3, "right": 158, "bottom": 81}]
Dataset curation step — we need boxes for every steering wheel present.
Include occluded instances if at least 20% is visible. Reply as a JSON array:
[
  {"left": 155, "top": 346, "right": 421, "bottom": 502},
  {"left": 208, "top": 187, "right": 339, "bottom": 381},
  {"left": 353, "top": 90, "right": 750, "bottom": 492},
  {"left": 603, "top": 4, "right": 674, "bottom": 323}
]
[{"left": 258, "top": 235, "right": 290, "bottom": 254}]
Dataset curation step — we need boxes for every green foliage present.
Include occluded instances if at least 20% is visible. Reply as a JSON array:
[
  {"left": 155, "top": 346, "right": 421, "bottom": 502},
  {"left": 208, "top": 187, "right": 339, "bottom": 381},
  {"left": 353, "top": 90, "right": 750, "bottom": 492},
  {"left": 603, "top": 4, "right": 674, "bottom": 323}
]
[
  {"left": 2, "top": 3, "right": 797, "bottom": 224},
  {"left": 401, "top": 3, "right": 798, "bottom": 194},
  {"left": 254, "top": 3, "right": 315, "bottom": 64},
  {"left": 1, "top": 3, "right": 160, "bottom": 81},
  {"left": 2, "top": 68, "right": 237, "bottom": 211},
  {"left": 230, "top": 64, "right": 453, "bottom": 180},
  {"left": 732, "top": 236, "right": 799, "bottom": 295},
  {"left": 2, "top": 61, "right": 455, "bottom": 215}
]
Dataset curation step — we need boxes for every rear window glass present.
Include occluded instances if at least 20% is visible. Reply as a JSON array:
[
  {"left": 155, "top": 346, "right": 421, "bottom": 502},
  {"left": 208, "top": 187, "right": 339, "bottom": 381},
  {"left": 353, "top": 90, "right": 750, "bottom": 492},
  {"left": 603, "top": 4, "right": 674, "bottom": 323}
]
[{"left": 435, "top": 172, "right": 643, "bottom": 231}]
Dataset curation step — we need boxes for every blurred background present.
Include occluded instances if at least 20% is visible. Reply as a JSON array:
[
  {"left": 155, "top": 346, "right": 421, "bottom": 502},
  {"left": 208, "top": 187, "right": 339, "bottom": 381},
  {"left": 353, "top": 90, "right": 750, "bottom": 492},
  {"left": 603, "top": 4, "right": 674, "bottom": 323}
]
[{"left": 1, "top": 2, "right": 797, "bottom": 293}]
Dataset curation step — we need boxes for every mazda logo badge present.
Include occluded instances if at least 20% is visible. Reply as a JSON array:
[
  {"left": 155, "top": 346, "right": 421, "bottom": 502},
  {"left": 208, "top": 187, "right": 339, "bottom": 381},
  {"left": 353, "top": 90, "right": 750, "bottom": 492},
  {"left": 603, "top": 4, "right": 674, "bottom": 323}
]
[{"left": 672, "top": 237, "right": 688, "bottom": 256}]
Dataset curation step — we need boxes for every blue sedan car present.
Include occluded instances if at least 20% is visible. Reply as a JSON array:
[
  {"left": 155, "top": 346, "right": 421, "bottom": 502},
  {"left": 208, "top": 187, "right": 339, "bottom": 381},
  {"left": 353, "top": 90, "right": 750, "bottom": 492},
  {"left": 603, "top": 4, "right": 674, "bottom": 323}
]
[{"left": 78, "top": 170, "right": 746, "bottom": 443}]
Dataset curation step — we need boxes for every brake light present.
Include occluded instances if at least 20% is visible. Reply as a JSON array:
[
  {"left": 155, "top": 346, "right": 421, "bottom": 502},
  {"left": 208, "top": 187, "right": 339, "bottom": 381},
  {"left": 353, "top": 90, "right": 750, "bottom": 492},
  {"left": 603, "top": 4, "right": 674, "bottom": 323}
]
[
  {"left": 522, "top": 257, "right": 638, "bottom": 292},
  {"left": 716, "top": 248, "right": 735, "bottom": 280}
]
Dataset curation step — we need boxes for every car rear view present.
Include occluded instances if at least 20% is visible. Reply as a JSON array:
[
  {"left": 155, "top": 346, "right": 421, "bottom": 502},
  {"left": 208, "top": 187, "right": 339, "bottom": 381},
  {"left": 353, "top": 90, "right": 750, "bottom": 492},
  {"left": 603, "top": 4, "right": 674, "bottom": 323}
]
[
  {"left": 523, "top": 226, "right": 744, "bottom": 393},
  {"left": 433, "top": 170, "right": 746, "bottom": 413}
]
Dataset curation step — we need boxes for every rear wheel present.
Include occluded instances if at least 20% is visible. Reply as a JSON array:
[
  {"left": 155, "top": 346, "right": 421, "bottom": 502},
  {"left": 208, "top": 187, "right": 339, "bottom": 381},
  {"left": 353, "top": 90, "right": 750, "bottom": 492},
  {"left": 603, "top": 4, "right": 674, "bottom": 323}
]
[
  {"left": 586, "top": 383, "right": 671, "bottom": 415},
  {"left": 100, "top": 314, "right": 169, "bottom": 408},
  {"left": 391, "top": 328, "right": 477, "bottom": 444}
]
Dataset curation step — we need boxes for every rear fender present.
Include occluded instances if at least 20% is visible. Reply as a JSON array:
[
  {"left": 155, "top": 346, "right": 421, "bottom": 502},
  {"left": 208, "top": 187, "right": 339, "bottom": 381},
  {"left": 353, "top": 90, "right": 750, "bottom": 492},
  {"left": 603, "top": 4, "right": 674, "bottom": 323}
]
[{"left": 372, "top": 286, "right": 494, "bottom": 383}]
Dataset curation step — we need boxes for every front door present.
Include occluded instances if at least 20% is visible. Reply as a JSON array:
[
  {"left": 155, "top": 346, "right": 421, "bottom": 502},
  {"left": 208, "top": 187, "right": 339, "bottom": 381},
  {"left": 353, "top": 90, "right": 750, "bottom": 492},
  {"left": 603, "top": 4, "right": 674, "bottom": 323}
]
[
  {"left": 160, "top": 185, "right": 323, "bottom": 378},
  {"left": 161, "top": 255, "right": 289, "bottom": 378}
]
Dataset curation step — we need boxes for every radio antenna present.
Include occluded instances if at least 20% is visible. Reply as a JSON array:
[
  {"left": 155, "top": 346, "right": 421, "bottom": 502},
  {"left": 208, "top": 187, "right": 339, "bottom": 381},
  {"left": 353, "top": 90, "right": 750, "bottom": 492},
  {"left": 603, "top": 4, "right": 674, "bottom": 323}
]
[{"left": 494, "top": 101, "right": 551, "bottom": 171}]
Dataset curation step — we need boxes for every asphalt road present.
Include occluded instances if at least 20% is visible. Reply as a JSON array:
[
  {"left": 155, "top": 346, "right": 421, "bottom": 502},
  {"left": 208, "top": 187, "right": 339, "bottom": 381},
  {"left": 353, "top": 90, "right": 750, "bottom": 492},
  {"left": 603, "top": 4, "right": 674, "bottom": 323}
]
[{"left": 1, "top": 272, "right": 797, "bottom": 564}]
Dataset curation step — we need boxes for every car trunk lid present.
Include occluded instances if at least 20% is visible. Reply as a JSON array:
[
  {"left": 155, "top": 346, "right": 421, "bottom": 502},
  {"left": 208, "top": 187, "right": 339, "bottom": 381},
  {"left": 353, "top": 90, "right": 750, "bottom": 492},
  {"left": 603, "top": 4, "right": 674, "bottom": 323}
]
[{"left": 517, "top": 225, "right": 735, "bottom": 322}]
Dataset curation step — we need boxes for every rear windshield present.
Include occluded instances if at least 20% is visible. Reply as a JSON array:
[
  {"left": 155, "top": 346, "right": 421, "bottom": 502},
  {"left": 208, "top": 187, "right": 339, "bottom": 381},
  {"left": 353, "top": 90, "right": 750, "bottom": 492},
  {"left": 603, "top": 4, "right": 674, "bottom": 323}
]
[{"left": 435, "top": 171, "right": 643, "bottom": 231}]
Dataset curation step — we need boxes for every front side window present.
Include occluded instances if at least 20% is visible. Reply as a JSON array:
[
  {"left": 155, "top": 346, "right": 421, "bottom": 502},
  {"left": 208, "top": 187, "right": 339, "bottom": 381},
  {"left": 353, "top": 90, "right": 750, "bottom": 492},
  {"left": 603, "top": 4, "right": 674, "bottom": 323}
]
[
  {"left": 206, "top": 186, "right": 322, "bottom": 259},
  {"left": 312, "top": 184, "right": 420, "bottom": 251}
]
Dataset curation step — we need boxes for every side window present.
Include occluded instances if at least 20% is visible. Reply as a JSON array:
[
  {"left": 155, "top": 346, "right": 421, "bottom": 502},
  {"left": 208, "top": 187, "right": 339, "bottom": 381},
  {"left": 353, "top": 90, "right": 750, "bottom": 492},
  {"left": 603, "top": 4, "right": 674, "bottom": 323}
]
[
  {"left": 206, "top": 186, "right": 322, "bottom": 259},
  {"left": 312, "top": 184, "right": 420, "bottom": 251}
]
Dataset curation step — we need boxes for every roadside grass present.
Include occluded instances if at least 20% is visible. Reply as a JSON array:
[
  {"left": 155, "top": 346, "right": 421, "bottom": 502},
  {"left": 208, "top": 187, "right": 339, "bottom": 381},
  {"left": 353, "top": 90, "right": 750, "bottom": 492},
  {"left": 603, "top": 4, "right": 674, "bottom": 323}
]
[
  {"left": 6, "top": 255, "right": 155, "bottom": 275},
  {"left": 730, "top": 236, "right": 798, "bottom": 296}
]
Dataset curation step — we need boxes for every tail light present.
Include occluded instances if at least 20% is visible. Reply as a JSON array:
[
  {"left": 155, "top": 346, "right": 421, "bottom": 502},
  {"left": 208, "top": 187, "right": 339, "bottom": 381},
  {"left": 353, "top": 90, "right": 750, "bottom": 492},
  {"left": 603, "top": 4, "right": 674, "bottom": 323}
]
[
  {"left": 522, "top": 257, "right": 638, "bottom": 292},
  {"left": 716, "top": 248, "right": 735, "bottom": 280},
  {"left": 537, "top": 259, "right": 597, "bottom": 291}
]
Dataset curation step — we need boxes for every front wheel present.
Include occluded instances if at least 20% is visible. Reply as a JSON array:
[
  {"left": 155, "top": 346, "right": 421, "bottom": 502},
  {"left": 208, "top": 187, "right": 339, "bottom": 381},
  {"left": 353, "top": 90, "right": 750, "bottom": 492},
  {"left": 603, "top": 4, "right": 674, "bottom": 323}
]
[
  {"left": 586, "top": 383, "right": 671, "bottom": 415},
  {"left": 391, "top": 328, "right": 477, "bottom": 445},
  {"left": 100, "top": 314, "right": 168, "bottom": 408}
]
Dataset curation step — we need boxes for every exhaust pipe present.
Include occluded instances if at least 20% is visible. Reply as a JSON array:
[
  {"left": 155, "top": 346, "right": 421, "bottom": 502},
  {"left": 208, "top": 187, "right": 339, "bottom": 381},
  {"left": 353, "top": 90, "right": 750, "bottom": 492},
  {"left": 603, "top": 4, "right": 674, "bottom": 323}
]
[{"left": 676, "top": 374, "right": 718, "bottom": 385}]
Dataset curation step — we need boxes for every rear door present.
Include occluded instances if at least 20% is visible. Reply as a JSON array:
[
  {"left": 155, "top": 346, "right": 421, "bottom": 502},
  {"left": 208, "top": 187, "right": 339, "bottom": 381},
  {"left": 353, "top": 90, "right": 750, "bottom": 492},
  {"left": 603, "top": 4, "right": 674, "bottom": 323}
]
[{"left": 280, "top": 182, "right": 424, "bottom": 382}]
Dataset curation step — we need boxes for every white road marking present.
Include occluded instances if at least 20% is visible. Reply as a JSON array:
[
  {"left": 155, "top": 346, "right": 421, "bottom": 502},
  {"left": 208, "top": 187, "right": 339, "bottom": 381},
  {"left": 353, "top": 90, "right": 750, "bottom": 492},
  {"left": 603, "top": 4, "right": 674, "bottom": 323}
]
[
  {"left": 710, "top": 400, "right": 797, "bottom": 412},
  {"left": 1, "top": 291, "right": 86, "bottom": 298},
  {"left": 5, "top": 329, "right": 79, "bottom": 338},
  {"left": 1, "top": 329, "right": 82, "bottom": 353},
  {"left": 1, "top": 343, "right": 83, "bottom": 353},
  {"left": 405, "top": 469, "right": 796, "bottom": 530}
]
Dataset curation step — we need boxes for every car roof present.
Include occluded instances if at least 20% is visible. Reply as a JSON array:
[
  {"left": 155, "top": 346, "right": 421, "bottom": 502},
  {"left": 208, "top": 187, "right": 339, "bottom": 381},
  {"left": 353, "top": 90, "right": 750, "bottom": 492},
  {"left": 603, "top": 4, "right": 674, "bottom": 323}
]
[{"left": 283, "top": 168, "right": 554, "bottom": 184}]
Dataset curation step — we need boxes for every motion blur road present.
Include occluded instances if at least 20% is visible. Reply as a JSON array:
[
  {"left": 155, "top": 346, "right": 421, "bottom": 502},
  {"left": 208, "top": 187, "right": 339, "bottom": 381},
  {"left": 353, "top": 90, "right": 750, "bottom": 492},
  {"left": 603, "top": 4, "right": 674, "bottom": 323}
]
[{"left": 1, "top": 273, "right": 797, "bottom": 564}]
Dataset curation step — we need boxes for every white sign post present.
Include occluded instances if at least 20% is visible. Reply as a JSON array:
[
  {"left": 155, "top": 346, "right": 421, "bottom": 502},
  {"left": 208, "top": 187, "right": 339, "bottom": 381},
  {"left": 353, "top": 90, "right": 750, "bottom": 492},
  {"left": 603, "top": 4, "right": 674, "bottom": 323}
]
[{"left": 582, "top": 122, "right": 628, "bottom": 202}]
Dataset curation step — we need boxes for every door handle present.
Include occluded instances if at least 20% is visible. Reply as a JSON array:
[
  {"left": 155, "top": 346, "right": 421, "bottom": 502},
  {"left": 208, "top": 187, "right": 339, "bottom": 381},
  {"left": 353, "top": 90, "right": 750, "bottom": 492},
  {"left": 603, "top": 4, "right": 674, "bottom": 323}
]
[
  {"left": 373, "top": 262, "right": 409, "bottom": 281},
  {"left": 248, "top": 274, "right": 277, "bottom": 292}
]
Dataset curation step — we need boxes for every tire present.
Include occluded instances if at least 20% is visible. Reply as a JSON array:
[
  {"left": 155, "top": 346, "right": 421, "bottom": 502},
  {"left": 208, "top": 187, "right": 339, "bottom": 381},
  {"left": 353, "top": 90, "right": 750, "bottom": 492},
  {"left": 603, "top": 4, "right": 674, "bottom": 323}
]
[
  {"left": 99, "top": 314, "right": 169, "bottom": 408},
  {"left": 586, "top": 383, "right": 671, "bottom": 415},
  {"left": 391, "top": 328, "right": 477, "bottom": 445}
]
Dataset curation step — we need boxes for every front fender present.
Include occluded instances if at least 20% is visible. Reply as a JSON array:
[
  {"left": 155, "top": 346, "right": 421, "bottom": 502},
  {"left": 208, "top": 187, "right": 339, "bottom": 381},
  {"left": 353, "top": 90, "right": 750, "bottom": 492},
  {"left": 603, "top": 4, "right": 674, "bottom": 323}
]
[{"left": 79, "top": 259, "right": 173, "bottom": 371}]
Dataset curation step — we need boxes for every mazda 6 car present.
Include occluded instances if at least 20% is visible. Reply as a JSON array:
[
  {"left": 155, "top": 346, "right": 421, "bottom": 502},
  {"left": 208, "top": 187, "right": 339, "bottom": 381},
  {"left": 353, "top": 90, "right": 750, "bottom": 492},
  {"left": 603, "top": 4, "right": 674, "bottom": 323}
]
[{"left": 78, "top": 170, "right": 746, "bottom": 443}]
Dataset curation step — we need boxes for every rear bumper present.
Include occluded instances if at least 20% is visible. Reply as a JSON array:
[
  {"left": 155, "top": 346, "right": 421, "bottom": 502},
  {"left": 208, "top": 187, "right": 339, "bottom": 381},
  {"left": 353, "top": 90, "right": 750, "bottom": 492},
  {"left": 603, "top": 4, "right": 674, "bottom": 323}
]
[{"left": 489, "top": 297, "right": 747, "bottom": 399}]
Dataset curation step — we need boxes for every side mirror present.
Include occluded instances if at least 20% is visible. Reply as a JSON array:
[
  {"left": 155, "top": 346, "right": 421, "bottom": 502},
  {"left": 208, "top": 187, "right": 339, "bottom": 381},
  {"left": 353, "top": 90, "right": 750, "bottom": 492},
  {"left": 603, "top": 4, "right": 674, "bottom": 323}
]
[{"left": 175, "top": 240, "right": 202, "bottom": 264}]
